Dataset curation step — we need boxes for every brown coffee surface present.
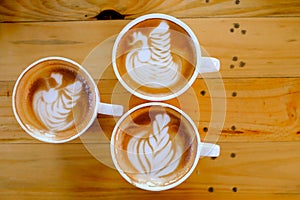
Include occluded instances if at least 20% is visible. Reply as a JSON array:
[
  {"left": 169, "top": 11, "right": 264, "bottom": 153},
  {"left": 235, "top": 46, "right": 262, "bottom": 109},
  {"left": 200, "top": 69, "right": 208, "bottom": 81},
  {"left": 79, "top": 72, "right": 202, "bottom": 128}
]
[
  {"left": 115, "top": 18, "right": 197, "bottom": 98},
  {"left": 113, "top": 105, "right": 198, "bottom": 187},
  {"left": 14, "top": 59, "right": 96, "bottom": 142}
]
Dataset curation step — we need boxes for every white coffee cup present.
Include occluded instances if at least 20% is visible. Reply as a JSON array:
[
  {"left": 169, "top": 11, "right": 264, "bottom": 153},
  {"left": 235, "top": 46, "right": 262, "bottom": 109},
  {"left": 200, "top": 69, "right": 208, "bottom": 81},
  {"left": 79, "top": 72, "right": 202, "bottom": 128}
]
[
  {"left": 110, "top": 102, "right": 220, "bottom": 191},
  {"left": 112, "top": 13, "right": 220, "bottom": 101},
  {"left": 12, "top": 56, "right": 124, "bottom": 143}
]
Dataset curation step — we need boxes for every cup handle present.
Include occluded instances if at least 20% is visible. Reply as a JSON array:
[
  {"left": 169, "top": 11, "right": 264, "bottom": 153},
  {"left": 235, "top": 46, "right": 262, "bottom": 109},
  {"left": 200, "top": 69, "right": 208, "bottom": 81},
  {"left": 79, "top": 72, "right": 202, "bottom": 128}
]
[
  {"left": 97, "top": 102, "right": 124, "bottom": 116},
  {"left": 199, "top": 143, "right": 220, "bottom": 157},
  {"left": 197, "top": 57, "right": 220, "bottom": 73}
]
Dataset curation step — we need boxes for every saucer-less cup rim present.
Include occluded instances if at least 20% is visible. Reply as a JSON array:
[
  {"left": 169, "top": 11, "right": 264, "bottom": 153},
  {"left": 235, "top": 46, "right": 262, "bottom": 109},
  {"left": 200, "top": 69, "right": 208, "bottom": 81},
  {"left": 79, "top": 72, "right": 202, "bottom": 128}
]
[
  {"left": 110, "top": 102, "right": 220, "bottom": 191},
  {"left": 112, "top": 13, "right": 220, "bottom": 101},
  {"left": 12, "top": 56, "right": 123, "bottom": 143}
]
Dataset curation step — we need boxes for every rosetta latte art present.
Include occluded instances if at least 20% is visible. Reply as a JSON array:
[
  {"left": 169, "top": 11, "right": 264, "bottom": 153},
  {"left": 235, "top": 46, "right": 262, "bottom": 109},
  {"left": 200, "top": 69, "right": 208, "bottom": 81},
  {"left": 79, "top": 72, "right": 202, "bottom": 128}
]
[
  {"left": 32, "top": 73, "right": 82, "bottom": 132},
  {"left": 127, "top": 114, "right": 183, "bottom": 179},
  {"left": 126, "top": 21, "right": 181, "bottom": 88}
]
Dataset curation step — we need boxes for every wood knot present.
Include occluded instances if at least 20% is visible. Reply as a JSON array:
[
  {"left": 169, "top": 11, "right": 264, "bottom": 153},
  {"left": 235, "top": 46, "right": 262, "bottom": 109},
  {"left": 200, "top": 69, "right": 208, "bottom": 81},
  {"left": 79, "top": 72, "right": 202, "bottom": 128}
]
[{"left": 96, "top": 10, "right": 125, "bottom": 20}]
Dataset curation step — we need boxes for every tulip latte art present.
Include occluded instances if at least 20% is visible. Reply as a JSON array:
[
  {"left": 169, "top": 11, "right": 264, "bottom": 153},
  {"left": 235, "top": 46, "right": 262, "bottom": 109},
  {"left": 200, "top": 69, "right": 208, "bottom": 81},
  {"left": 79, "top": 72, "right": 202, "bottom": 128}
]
[{"left": 113, "top": 106, "right": 198, "bottom": 187}]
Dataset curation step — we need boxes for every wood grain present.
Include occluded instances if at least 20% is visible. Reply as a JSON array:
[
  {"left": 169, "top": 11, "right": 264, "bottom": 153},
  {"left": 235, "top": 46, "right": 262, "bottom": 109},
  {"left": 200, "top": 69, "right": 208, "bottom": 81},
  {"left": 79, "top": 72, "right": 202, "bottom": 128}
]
[
  {"left": 0, "top": 18, "right": 299, "bottom": 81},
  {"left": 0, "top": 0, "right": 300, "bottom": 22},
  {"left": 1, "top": 2, "right": 300, "bottom": 199},
  {"left": 0, "top": 142, "right": 299, "bottom": 199},
  {"left": 2, "top": 77, "right": 300, "bottom": 143}
]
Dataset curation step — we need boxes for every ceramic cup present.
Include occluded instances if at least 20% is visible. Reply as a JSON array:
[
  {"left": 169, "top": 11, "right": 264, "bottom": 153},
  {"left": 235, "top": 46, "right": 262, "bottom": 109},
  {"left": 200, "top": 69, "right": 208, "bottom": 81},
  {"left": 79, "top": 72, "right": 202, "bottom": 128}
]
[
  {"left": 12, "top": 56, "right": 123, "bottom": 143},
  {"left": 112, "top": 13, "right": 220, "bottom": 101},
  {"left": 111, "top": 102, "right": 220, "bottom": 191}
]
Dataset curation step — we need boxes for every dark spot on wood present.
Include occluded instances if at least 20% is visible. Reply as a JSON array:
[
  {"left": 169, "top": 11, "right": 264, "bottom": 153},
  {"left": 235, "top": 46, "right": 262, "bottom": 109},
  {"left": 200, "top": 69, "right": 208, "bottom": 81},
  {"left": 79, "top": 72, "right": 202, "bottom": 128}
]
[
  {"left": 235, "top": 0, "right": 240, "bottom": 5},
  {"left": 232, "top": 187, "right": 238, "bottom": 192},
  {"left": 230, "top": 153, "right": 236, "bottom": 158},
  {"left": 232, "top": 92, "right": 237, "bottom": 97},
  {"left": 96, "top": 10, "right": 125, "bottom": 20},
  {"left": 205, "top": 0, "right": 210, "bottom": 3},
  {"left": 231, "top": 125, "right": 236, "bottom": 131},
  {"left": 290, "top": 113, "right": 295, "bottom": 118},
  {"left": 200, "top": 90, "right": 206, "bottom": 96},
  {"left": 84, "top": 14, "right": 88, "bottom": 17},
  {"left": 239, "top": 61, "right": 246, "bottom": 67},
  {"left": 232, "top": 56, "right": 238, "bottom": 61},
  {"left": 230, "top": 64, "right": 235, "bottom": 69},
  {"left": 203, "top": 127, "right": 208, "bottom": 132},
  {"left": 241, "top": 30, "right": 247, "bottom": 34},
  {"left": 211, "top": 157, "right": 217, "bottom": 160},
  {"left": 233, "top": 23, "right": 240, "bottom": 28},
  {"left": 230, "top": 28, "right": 235, "bottom": 33},
  {"left": 287, "top": 39, "right": 297, "bottom": 42},
  {"left": 296, "top": 131, "right": 300, "bottom": 135},
  {"left": 208, "top": 187, "right": 214, "bottom": 192},
  {"left": 7, "top": 91, "right": 10, "bottom": 97}
]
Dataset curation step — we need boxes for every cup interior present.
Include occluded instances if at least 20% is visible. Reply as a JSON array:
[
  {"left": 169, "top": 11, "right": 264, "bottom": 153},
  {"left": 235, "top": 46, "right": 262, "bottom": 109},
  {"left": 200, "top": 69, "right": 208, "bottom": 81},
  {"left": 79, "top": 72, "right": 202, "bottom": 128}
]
[
  {"left": 12, "top": 57, "right": 98, "bottom": 143},
  {"left": 111, "top": 102, "right": 201, "bottom": 191},
  {"left": 112, "top": 14, "right": 201, "bottom": 101}
]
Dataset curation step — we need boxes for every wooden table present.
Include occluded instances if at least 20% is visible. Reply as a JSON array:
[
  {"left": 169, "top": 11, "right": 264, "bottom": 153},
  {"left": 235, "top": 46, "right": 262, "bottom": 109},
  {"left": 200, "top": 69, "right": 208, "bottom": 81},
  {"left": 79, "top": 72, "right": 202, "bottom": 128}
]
[{"left": 1, "top": 1, "right": 300, "bottom": 199}]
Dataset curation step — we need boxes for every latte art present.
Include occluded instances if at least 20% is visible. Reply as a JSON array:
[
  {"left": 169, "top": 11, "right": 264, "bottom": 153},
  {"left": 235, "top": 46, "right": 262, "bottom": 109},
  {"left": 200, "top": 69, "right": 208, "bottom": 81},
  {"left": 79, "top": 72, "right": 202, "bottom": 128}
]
[
  {"left": 127, "top": 114, "right": 183, "bottom": 178},
  {"left": 113, "top": 16, "right": 197, "bottom": 100},
  {"left": 13, "top": 58, "right": 97, "bottom": 142},
  {"left": 32, "top": 72, "right": 83, "bottom": 132},
  {"left": 113, "top": 105, "right": 198, "bottom": 188},
  {"left": 126, "top": 21, "right": 181, "bottom": 88}
]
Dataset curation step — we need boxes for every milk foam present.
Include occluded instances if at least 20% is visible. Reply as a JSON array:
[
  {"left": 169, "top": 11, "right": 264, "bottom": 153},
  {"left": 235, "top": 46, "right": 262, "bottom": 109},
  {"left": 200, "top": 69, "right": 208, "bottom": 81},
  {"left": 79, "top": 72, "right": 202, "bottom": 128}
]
[
  {"left": 126, "top": 113, "right": 183, "bottom": 180},
  {"left": 126, "top": 21, "right": 181, "bottom": 88},
  {"left": 32, "top": 72, "right": 82, "bottom": 132}
]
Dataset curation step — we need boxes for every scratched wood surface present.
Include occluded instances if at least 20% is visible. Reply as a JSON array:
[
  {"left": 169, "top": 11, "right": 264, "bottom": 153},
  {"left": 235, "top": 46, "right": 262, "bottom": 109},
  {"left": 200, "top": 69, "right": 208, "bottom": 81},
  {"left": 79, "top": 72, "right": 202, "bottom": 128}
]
[{"left": 1, "top": 0, "right": 300, "bottom": 199}]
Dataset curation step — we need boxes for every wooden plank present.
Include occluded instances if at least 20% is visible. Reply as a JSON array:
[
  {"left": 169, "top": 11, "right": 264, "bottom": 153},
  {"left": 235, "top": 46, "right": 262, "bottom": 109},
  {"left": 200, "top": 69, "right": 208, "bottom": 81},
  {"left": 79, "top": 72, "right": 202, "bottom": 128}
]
[
  {"left": 2, "top": 77, "right": 300, "bottom": 143},
  {"left": 0, "top": 0, "right": 300, "bottom": 22},
  {"left": 0, "top": 142, "right": 299, "bottom": 199},
  {"left": 0, "top": 18, "right": 299, "bottom": 81},
  {"left": 1, "top": 2, "right": 299, "bottom": 199}
]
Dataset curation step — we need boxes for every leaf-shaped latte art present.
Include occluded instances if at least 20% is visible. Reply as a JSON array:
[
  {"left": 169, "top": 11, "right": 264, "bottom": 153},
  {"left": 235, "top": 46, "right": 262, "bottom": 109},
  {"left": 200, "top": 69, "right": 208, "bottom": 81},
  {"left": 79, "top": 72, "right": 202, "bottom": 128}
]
[
  {"left": 127, "top": 113, "right": 183, "bottom": 178},
  {"left": 32, "top": 73, "right": 83, "bottom": 132},
  {"left": 125, "top": 21, "right": 181, "bottom": 88}
]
